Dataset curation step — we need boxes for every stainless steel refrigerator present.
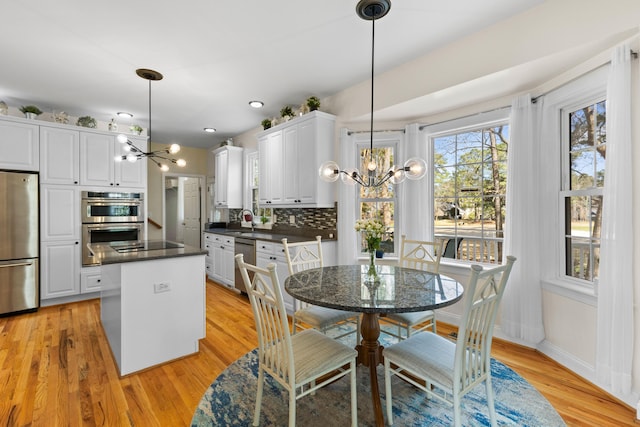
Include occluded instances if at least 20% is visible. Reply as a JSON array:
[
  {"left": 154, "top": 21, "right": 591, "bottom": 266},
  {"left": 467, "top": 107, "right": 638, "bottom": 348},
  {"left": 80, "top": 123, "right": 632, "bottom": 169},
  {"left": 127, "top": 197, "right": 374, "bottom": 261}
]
[{"left": 0, "top": 170, "right": 39, "bottom": 315}]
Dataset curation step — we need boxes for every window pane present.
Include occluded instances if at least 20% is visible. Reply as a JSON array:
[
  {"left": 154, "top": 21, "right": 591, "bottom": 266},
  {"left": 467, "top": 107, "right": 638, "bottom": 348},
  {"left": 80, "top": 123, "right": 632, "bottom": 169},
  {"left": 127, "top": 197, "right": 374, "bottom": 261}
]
[
  {"left": 359, "top": 201, "right": 395, "bottom": 253},
  {"left": 570, "top": 106, "right": 592, "bottom": 150},
  {"left": 433, "top": 123, "right": 508, "bottom": 264},
  {"left": 570, "top": 151, "right": 595, "bottom": 190}
]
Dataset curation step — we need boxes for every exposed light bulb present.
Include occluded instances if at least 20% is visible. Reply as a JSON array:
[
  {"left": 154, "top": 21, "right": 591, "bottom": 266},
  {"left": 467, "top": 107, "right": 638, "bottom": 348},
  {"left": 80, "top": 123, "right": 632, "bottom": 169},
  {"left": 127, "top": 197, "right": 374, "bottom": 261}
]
[
  {"left": 114, "top": 155, "right": 123, "bottom": 162},
  {"left": 318, "top": 161, "right": 340, "bottom": 183},
  {"left": 176, "top": 159, "right": 186, "bottom": 167},
  {"left": 160, "top": 164, "right": 169, "bottom": 172},
  {"left": 169, "top": 144, "right": 181, "bottom": 154},
  {"left": 117, "top": 134, "right": 128, "bottom": 144},
  {"left": 404, "top": 157, "right": 427, "bottom": 180},
  {"left": 126, "top": 154, "right": 137, "bottom": 163},
  {"left": 367, "top": 160, "right": 377, "bottom": 171}
]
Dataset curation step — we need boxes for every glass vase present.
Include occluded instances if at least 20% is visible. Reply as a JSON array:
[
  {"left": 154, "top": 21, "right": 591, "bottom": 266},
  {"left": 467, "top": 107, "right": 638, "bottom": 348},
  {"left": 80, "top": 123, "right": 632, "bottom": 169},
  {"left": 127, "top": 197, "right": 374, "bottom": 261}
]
[{"left": 368, "top": 250, "right": 377, "bottom": 277}]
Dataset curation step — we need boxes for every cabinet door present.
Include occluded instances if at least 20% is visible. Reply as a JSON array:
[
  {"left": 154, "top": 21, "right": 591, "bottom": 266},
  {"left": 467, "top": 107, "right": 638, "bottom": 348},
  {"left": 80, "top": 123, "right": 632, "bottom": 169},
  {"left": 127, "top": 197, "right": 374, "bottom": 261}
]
[
  {"left": 80, "top": 132, "right": 115, "bottom": 187},
  {"left": 258, "top": 132, "right": 283, "bottom": 205},
  {"left": 223, "top": 246, "right": 235, "bottom": 285},
  {"left": 40, "top": 127, "right": 80, "bottom": 185},
  {"left": 295, "top": 119, "right": 318, "bottom": 204},
  {"left": 80, "top": 266, "right": 102, "bottom": 293},
  {"left": 41, "top": 185, "right": 79, "bottom": 241},
  {"left": 115, "top": 136, "right": 147, "bottom": 188},
  {"left": 214, "top": 149, "right": 228, "bottom": 207},
  {"left": 282, "top": 125, "right": 300, "bottom": 204},
  {"left": 0, "top": 119, "right": 39, "bottom": 171},
  {"left": 41, "top": 241, "right": 80, "bottom": 299}
]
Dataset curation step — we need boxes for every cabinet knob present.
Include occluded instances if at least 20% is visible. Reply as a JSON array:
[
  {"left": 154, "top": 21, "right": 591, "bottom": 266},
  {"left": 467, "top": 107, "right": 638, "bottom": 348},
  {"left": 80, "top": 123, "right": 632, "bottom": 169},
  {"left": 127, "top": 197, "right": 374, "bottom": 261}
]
[
  {"left": 74, "top": 181, "right": 78, "bottom": 184},
  {"left": 97, "top": 279, "right": 101, "bottom": 283},
  {"left": 75, "top": 241, "right": 79, "bottom": 244},
  {"left": 110, "top": 183, "right": 114, "bottom": 186}
]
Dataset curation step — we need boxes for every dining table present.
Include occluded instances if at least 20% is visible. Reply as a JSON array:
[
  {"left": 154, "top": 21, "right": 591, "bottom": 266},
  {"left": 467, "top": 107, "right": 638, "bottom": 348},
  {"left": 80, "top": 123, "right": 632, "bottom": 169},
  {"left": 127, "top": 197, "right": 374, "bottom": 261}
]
[{"left": 284, "top": 264, "right": 464, "bottom": 427}]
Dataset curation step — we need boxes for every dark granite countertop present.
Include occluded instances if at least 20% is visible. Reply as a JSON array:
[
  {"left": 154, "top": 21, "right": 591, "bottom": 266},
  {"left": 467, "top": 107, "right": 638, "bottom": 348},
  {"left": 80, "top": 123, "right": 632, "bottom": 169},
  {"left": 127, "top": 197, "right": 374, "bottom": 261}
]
[
  {"left": 88, "top": 240, "right": 207, "bottom": 265},
  {"left": 204, "top": 228, "right": 336, "bottom": 243}
]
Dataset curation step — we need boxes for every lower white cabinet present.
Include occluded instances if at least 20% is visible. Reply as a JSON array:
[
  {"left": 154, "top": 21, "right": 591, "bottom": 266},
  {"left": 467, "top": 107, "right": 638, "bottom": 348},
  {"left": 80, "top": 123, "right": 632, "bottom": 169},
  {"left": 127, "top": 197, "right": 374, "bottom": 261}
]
[
  {"left": 40, "top": 241, "right": 80, "bottom": 299},
  {"left": 205, "top": 233, "right": 235, "bottom": 288},
  {"left": 80, "top": 266, "right": 103, "bottom": 293},
  {"left": 255, "top": 240, "right": 293, "bottom": 314}
]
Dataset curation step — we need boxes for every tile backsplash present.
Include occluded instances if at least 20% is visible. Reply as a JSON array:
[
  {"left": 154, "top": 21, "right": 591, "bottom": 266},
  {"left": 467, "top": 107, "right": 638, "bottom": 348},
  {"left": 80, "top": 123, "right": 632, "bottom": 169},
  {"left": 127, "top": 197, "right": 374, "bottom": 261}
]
[{"left": 228, "top": 205, "right": 337, "bottom": 239}]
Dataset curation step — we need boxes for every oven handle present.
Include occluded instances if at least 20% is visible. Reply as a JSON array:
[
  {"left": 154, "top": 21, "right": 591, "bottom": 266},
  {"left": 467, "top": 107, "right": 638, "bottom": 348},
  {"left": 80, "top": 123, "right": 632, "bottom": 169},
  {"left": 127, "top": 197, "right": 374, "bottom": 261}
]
[
  {"left": 0, "top": 260, "right": 34, "bottom": 268},
  {"left": 86, "top": 224, "right": 142, "bottom": 231}
]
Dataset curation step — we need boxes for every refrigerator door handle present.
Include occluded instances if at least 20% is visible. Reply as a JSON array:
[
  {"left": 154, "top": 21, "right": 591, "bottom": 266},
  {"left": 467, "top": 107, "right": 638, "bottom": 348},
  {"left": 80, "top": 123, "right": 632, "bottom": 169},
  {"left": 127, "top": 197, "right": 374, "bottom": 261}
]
[{"left": 0, "top": 260, "right": 35, "bottom": 268}]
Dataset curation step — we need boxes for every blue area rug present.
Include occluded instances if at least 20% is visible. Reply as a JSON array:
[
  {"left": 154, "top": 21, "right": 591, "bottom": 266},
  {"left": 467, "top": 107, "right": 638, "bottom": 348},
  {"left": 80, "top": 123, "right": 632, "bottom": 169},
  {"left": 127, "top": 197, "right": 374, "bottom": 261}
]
[{"left": 192, "top": 331, "right": 566, "bottom": 426}]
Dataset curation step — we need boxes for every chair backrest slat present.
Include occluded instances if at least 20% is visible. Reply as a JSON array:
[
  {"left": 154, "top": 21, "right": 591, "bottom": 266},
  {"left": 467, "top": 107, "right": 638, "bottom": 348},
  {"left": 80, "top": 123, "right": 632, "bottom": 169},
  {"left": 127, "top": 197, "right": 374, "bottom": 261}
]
[
  {"left": 398, "top": 235, "right": 444, "bottom": 274},
  {"left": 282, "top": 236, "right": 324, "bottom": 312},
  {"left": 454, "top": 256, "right": 516, "bottom": 393}
]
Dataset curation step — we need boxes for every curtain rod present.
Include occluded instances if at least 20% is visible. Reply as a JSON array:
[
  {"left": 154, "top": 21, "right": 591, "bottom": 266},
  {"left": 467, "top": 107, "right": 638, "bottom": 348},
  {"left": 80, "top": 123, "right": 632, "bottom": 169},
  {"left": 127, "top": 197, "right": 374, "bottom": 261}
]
[{"left": 347, "top": 129, "right": 405, "bottom": 135}]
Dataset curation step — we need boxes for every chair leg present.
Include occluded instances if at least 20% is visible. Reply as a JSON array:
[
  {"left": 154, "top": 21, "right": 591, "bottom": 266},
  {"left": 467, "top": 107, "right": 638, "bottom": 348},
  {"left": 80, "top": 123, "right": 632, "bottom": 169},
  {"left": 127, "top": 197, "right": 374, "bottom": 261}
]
[
  {"left": 289, "top": 389, "right": 296, "bottom": 427},
  {"left": 431, "top": 316, "right": 437, "bottom": 333},
  {"left": 486, "top": 376, "right": 497, "bottom": 427},
  {"left": 253, "top": 369, "right": 265, "bottom": 426},
  {"left": 406, "top": 324, "right": 412, "bottom": 339},
  {"left": 350, "top": 360, "right": 357, "bottom": 427},
  {"left": 453, "top": 391, "right": 462, "bottom": 427},
  {"left": 384, "top": 358, "right": 394, "bottom": 426}
]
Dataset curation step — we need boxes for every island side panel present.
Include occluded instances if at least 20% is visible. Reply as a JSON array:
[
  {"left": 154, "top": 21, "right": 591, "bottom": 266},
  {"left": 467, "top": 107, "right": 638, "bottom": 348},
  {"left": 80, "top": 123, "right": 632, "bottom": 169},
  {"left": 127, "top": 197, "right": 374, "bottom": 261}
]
[
  {"left": 100, "top": 263, "right": 123, "bottom": 370},
  {"left": 119, "top": 255, "right": 206, "bottom": 375}
]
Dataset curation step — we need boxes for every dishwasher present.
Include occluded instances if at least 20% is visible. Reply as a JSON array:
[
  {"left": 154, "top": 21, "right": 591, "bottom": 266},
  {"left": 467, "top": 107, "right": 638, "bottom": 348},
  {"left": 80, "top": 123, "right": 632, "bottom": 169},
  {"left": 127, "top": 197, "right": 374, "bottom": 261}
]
[{"left": 234, "top": 237, "right": 255, "bottom": 294}]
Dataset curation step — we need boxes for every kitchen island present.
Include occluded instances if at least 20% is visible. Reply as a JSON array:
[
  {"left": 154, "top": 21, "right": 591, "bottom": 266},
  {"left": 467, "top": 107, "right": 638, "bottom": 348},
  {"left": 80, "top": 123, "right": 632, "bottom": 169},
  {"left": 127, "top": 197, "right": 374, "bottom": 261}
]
[{"left": 89, "top": 241, "right": 207, "bottom": 376}]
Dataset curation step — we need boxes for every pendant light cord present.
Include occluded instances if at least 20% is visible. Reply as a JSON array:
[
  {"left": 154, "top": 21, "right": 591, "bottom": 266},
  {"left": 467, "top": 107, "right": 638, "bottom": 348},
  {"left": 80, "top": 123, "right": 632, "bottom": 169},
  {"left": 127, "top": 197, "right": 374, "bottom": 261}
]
[
  {"left": 148, "top": 79, "right": 152, "bottom": 141},
  {"left": 369, "top": 8, "right": 376, "bottom": 165}
]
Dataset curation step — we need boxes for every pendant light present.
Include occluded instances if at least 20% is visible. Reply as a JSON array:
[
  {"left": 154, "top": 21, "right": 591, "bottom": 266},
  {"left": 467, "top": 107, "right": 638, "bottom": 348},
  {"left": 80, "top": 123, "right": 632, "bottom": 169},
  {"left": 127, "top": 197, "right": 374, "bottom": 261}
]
[
  {"left": 115, "top": 68, "right": 186, "bottom": 172},
  {"left": 319, "top": 0, "right": 426, "bottom": 187}
]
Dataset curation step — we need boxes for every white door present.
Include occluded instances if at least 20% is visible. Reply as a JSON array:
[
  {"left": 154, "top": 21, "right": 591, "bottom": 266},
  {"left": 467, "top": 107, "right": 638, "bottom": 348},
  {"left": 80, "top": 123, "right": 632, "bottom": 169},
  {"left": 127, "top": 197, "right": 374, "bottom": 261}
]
[{"left": 183, "top": 177, "right": 201, "bottom": 248}]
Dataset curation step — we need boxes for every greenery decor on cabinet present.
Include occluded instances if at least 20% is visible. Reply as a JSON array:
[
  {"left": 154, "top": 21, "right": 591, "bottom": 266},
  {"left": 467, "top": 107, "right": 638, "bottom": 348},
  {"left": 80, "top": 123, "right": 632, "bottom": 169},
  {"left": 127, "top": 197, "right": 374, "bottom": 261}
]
[
  {"left": 261, "top": 119, "right": 272, "bottom": 130},
  {"left": 280, "top": 106, "right": 294, "bottom": 120},
  {"left": 130, "top": 124, "right": 143, "bottom": 135},
  {"left": 76, "top": 116, "right": 97, "bottom": 128},
  {"left": 20, "top": 105, "right": 43, "bottom": 118},
  {"left": 306, "top": 96, "right": 320, "bottom": 111}
]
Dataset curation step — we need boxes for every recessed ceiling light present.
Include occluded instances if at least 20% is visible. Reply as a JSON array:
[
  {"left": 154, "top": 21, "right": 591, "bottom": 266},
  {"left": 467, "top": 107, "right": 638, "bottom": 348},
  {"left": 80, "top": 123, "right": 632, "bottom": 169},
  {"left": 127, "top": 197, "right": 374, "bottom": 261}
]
[
  {"left": 117, "top": 112, "right": 133, "bottom": 118},
  {"left": 249, "top": 100, "right": 264, "bottom": 108},
  {"left": 204, "top": 127, "right": 216, "bottom": 133}
]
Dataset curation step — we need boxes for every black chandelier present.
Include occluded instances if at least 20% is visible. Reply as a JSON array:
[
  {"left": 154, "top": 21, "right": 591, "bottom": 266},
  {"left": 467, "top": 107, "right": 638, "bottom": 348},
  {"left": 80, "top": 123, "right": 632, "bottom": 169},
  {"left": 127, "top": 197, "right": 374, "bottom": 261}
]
[
  {"left": 319, "top": 0, "right": 426, "bottom": 187},
  {"left": 115, "top": 68, "right": 186, "bottom": 172}
]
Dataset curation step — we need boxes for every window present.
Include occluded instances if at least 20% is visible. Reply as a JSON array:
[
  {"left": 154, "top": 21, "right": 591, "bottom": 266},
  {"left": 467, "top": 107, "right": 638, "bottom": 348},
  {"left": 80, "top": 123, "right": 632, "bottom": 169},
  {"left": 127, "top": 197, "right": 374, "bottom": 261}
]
[
  {"left": 356, "top": 140, "right": 398, "bottom": 256},
  {"left": 561, "top": 99, "right": 605, "bottom": 283},
  {"left": 432, "top": 123, "right": 509, "bottom": 264},
  {"left": 245, "top": 152, "right": 272, "bottom": 225}
]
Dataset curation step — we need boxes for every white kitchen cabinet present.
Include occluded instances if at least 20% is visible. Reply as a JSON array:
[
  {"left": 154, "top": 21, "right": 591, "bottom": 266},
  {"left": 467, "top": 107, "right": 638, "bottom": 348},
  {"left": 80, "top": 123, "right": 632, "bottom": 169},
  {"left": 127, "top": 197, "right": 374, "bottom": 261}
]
[
  {"left": 257, "top": 111, "right": 335, "bottom": 207},
  {"left": 255, "top": 240, "right": 293, "bottom": 313},
  {"left": 207, "top": 233, "right": 235, "bottom": 287},
  {"left": 40, "top": 240, "right": 80, "bottom": 299},
  {"left": 39, "top": 126, "right": 80, "bottom": 185},
  {"left": 203, "top": 232, "right": 215, "bottom": 280},
  {"left": 80, "top": 266, "right": 102, "bottom": 293},
  {"left": 80, "top": 132, "right": 147, "bottom": 188},
  {"left": 258, "top": 130, "right": 283, "bottom": 205},
  {"left": 213, "top": 146, "right": 243, "bottom": 209},
  {"left": 41, "top": 185, "right": 80, "bottom": 241},
  {"left": 0, "top": 117, "right": 39, "bottom": 171}
]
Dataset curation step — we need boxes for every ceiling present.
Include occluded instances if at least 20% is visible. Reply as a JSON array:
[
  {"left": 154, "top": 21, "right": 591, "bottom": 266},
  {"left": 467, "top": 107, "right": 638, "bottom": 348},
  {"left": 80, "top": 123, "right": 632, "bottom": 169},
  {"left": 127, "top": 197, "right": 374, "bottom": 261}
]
[{"left": 0, "top": 0, "right": 545, "bottom": 149}]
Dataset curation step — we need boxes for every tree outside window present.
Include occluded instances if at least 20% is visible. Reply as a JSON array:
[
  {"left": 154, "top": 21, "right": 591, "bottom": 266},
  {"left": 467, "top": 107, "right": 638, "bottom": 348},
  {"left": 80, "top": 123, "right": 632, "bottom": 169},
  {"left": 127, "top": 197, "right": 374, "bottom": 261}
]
[
  {"left": 562, "top": 100, "right": 605, "bottom": 282},
  {"left": 433, "top": 124, "right": 509, "bottom": 263},
  {"left": 357, "top": 144, "right": 397, "bottom": 256}
]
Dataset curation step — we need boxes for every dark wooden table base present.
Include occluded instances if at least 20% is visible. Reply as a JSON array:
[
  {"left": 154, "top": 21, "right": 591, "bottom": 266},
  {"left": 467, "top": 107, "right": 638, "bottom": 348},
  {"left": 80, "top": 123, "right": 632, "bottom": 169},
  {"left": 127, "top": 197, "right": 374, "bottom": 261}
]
[{"left": 355, "top": 313, "right": 385, "bottom": 427}]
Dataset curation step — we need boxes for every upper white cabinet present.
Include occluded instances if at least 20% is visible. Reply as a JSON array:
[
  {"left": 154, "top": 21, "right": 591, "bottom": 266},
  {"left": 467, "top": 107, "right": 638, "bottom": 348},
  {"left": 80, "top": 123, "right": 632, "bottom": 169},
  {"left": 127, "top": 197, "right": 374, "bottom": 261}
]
[
  {"left": 257, "top": 111, "right": 335, "bottom": 208},
  {"left": 80, "top": 132, "right": 147, "bottom": 188},
  {"left": 0, "top": 117, "right": 39, "bottom": 171},
  {"left": 213, "top": 146, "right": 243, "bottom": 209},
  {"left": 40, "top": 126, "right": 80, "bottom": 185}
]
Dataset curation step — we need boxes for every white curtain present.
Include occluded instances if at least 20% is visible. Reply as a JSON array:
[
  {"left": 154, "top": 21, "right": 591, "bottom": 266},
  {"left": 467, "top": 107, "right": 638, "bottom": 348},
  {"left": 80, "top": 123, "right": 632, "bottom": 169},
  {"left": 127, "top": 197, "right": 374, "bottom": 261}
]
[
  {"left": 501, "top": 93, "right": 545, "bottom": 345},
  {"left": 596, "top": 43, "right": 633, "bottom": 395},
  {"left": 402, "top": 123, "right": 432, "bottom": 241}
]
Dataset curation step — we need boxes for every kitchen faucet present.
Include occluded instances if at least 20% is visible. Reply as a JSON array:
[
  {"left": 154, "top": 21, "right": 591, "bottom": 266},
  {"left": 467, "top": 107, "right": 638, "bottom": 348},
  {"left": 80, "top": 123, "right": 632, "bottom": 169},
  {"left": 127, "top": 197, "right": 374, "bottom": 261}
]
[{"left": 240, "top": 209, "right": 256, "bottom": 231}]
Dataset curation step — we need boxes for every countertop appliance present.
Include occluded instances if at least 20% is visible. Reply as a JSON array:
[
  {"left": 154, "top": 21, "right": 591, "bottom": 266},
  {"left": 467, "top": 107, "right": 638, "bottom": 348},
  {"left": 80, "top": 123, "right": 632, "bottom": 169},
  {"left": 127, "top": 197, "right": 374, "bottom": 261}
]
[
  {"left": 234, "top": 237, "right": 254, "bottom": 294},
  {"left": 0, "top": 170, "right": 39, "bottom": 316},
  {"left": 81, "top": 191, "right": 145, "bottom": 266}
]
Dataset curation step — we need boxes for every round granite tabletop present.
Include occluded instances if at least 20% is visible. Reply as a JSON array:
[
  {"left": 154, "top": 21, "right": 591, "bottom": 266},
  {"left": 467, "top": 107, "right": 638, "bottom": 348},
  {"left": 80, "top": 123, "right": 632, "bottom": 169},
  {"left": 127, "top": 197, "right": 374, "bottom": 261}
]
[{"left": 285, "top": 264, "right": 464, "bottom": 314}]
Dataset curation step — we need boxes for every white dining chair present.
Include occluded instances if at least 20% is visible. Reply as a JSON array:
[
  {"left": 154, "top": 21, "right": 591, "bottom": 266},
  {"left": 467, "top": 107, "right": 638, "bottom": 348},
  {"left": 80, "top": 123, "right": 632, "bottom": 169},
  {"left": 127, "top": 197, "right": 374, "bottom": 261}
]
[
  {"left": 236, "top": 253, "right": 358, "bottom": 427},
  {"left": 282, "top": 236, "right": 361, "bottom": 344},
  {"left": 383, "top": 235, "right": 444, "bottom": 340},
  {"left": 383, "top": 256, "right": 517, "bottom": 427}
]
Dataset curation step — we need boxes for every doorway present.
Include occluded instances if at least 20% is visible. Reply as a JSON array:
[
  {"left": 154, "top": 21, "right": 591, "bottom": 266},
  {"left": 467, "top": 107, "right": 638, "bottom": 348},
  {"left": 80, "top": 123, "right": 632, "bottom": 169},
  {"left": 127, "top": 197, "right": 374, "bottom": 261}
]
[{"left": 163, "top": 173, "right": 206, "bottom": 249}]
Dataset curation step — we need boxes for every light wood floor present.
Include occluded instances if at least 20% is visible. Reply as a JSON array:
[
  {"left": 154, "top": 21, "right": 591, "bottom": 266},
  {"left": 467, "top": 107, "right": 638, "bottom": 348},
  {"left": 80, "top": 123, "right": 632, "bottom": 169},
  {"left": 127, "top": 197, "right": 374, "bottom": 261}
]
[{"left": 0, "top": 280, "right": 636, "bottom": 426}]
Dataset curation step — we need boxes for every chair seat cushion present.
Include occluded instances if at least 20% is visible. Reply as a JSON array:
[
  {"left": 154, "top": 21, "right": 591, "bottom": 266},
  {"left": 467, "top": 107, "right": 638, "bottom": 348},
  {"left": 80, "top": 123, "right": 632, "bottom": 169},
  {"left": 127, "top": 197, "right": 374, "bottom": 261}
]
[
  {"left": 386, "top": 310, "right": 434, "bottom": 327},
  {"left": 382, "top": 331, "right": 455, "bottom": 389},
  {"left": 296, "top": 306, "right": 358, "bottom": 329},
  {"left": 291, "top": 329, "right": 357, "bottom": 383}
]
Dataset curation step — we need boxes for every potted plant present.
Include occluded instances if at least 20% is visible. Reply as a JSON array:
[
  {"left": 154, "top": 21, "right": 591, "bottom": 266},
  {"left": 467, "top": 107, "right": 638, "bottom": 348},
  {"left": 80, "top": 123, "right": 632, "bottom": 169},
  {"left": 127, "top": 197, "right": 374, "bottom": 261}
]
[
  {"left": 280, "top": 106, "right": 294, "bottom": 121},
  {"left": 76, "top": 116, "right": 97, "bottom": 128},
  {"left": 130, "top": 124, "right": 143, "bottom": 135},
  {"left": 19, "top": 105, "right": 42, "bottom": 119},
  {"left": 306, "top": 96, "right": 321, "bottom": 111},
  {"left": 261, "top": 118, "right": 272, "bottom": 130}
]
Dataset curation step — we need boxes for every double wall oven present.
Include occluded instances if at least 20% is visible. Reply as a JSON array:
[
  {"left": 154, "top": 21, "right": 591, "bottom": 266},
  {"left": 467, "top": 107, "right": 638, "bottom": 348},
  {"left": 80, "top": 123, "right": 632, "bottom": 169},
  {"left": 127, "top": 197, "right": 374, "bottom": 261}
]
[{"left": 81, "top": 191, "right": 145, "bottom": 266}]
